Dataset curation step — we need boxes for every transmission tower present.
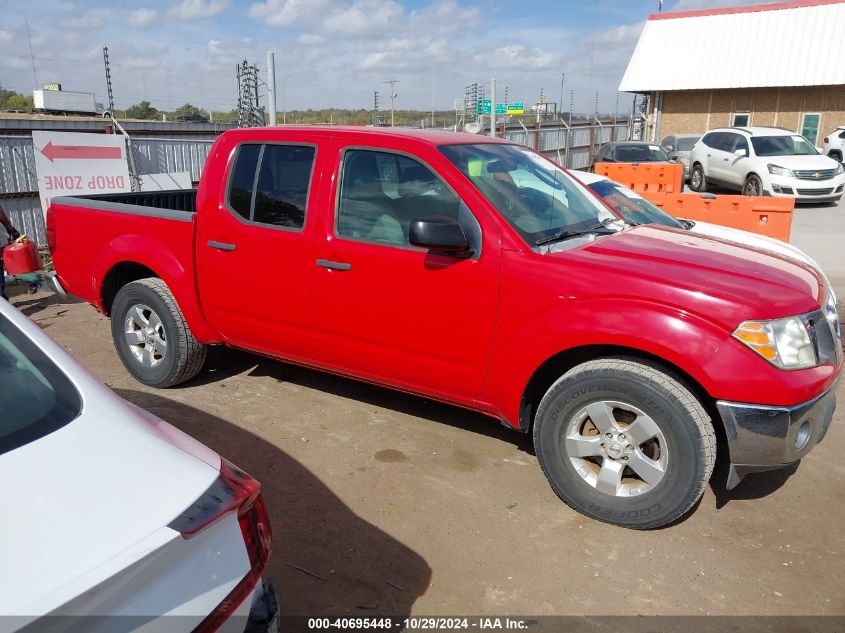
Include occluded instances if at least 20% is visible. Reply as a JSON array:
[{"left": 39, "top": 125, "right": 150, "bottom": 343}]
[
  {"left": 236, "top": 60, "right": 264, "bottom": 128},
  {"left": 372, "top": 91, "right": 384, "bottom": 126},
  {"left": 102, "top": 46, "right": 115, "bottom": 115}
]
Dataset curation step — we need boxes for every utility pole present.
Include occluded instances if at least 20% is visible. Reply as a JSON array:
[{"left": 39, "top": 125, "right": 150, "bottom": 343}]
[
  {"left": 384, "top": 80, "right": 398, "bottom": 127},
  {"left": 489, "top": 78, "right": 496, "bottom": 137},
  {"left": 559, "top": 72, "right": 565, "bottom": 119},
  {"left": 103, "top": 46, "right": 115, "bottom": 115},
  {"left": 266, "top": 52, "right": 277, "bottom": 126},
  {"left": 25, "top": 21, "right": 38, "bottom": 88}
]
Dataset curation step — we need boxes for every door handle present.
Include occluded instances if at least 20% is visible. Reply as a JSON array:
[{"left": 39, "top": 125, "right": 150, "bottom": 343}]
[
  {"left": 316, "top": 258, "right": 351, "bottom": 271},
  {"left": 724, "top": 158, "right": 729, "bottom": 161},
  {"left": 208, "top": 240, "right": 237, "bottom": 251}
]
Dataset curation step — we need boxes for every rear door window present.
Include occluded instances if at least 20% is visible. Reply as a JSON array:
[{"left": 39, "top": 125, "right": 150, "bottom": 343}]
[
  {"left": 226, "top": 143, "right": 316, "bottom": 229},
  {"left": 253, "top": 145, "right": 315, "bottom": 229},
  {"left": 0, "top": 313, "right": 81, "bottom": 456}
]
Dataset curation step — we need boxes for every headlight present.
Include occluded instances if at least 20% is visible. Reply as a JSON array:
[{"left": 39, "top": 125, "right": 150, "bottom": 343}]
[
  {"left": 824, "top": 286, "right": 841, "bottom": 341},
  {"left": 733, "top": 316, "right": 817, "bottom": 369},
  {"left": 767, "top": 164, "right": 794, "bottom": 177},
  {"left": 835, "top": 163, "right": 844, "bottom": 175}
]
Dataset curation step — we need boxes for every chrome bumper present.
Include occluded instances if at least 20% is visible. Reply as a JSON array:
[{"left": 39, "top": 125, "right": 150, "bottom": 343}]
[
  {"left": 716, "top": 383, "right": 837, "bottom": 489},
  {"left": 47, "top": 271, "right": 68, "bottom": 298}
]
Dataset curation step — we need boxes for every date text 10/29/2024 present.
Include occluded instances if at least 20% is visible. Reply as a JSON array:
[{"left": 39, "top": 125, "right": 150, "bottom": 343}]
[{"left": 307, "top": 618, "right": 531, "bottom": 630}]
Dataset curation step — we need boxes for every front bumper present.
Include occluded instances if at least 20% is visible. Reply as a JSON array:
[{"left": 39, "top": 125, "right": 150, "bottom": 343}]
[
  {"left": 768, "top": 177, "right": 845, "bottom": 203},
  {"left": 717, "top": 382, "right": 837, "bottom": 489}
]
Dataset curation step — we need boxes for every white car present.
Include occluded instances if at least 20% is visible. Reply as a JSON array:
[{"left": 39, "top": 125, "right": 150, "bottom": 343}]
[
  {"left": 823, "top": 126, "right": 845, "bottom": 163},
  {"left": 575, "top": 170, "right": 831, "bottom": 284},
  {"left": 688, "top": 126, "right": 845, "bottom": 204},
  {"left": 0, "top": 300, "right": 277, "bottom": 633}
]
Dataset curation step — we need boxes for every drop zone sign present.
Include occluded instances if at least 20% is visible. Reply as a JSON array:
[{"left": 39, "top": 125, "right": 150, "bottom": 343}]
[{"left": 32, "top": 131, "right": 131, "bottom": 218}]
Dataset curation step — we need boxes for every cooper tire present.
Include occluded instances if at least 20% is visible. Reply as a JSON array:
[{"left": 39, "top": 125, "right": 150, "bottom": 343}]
[
  {"left": 689, "top": 164, "right": 707, "bottom": 192},
  {"left": 111, "top": 278, "right": 207, "bottom": 388},
  {"left": 533, "top": 357, "right": 716, "bottom": 529}
]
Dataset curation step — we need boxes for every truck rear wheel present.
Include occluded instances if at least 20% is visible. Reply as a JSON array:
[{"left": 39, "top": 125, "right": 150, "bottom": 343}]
[
  {"left": 533, "top": 358, "right": 715, "bottom": 529},
  {"left": 110, "top": 278, "right": 207, "bottom": 388}
]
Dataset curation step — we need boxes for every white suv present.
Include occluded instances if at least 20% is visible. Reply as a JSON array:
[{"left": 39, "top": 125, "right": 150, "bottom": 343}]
[
  {"left": 689, "top": 126, "right": 845, "bottom": 203},
  {"left": 823, "top": 126, "right": 845, "bottom": 163}
]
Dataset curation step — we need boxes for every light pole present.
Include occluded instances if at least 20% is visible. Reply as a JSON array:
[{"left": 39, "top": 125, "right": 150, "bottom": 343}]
[{"left": 281, "top": 70, "right": 298, "bottom": 125}]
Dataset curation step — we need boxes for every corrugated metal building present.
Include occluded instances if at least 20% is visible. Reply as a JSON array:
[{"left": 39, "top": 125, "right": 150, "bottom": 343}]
[{"left": 619, "top": 0, "right": 845, "bottom": 145}]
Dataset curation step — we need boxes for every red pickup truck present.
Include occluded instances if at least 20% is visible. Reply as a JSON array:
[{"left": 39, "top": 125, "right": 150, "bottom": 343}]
[{"left": 48, "top": 127, "right": 840, "bottom": 529}]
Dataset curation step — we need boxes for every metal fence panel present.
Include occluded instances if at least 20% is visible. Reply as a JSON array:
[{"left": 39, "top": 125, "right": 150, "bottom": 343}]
[
  {"left": 1, "top": 195, "right": 46, "bottom": 246},
  {"left": 133, "top": 138, "right": 214, "bottom": 182},
  {"left": 0, "top": 136, "right": 39, "bottom": 194}
]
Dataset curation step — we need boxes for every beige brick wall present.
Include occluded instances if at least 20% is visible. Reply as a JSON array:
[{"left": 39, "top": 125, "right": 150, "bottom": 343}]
[{"left": 657, "top": 86, "right": 845, "bottom": 146}]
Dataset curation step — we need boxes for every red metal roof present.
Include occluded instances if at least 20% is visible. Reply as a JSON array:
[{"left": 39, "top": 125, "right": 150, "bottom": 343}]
[{"left": 649, "top": 0, "right": 843, "bottom": 21}]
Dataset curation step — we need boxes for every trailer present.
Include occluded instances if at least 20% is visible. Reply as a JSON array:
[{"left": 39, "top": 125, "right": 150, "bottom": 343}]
[{"left": 33, "top": 89, "right": 105, "bottom": 116}]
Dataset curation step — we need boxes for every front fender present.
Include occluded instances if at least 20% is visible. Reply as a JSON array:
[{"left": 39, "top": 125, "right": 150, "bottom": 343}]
[
  {"left": 94, "top": 233, "right": 219, "bottom": 343},
  {"left": 481, "top": 297, "right": 731, "bottom": 428}
]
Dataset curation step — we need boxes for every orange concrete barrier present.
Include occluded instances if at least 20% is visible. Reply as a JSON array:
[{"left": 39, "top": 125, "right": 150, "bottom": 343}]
[
  {"left": 643, "top": 192, "right": 794, "bottom": 242},
  {"left": 594, "top": 162, "right": 684, "bottom": 194}
]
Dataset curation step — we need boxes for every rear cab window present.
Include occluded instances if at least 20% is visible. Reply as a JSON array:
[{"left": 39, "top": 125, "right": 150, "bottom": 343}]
[
  {"left": 226, "top": 143, "right": 316, "bottom": 229},
  {"left": 0, "top": 313, "right": 81, "bottom": 456}
]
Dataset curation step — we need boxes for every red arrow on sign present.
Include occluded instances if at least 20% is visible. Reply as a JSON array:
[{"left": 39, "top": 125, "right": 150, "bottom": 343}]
[{"left": 38, "top": 141, "right": 123, "bottom": 163}]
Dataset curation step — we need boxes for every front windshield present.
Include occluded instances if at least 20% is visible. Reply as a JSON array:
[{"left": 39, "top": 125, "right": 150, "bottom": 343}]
[
  {"left": 751, "top": 135, "right": 818, "bottom": 157},
  {"left": 676, "top": 137, "right": 699, "bottom": 151},
  {"left": 615, "top": 144, "right": 671, "bottom": 162},
  {"left": 587, "top": 180, "right": 684, "bottom": 229},
  {"left": 439, "top": 143, "right": 615, "bottom": 245}
]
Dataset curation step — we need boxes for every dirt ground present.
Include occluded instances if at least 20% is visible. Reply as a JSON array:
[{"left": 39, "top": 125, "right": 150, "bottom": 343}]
[{"left": 8, "top": 203, "right": 845, "bottom": 622}]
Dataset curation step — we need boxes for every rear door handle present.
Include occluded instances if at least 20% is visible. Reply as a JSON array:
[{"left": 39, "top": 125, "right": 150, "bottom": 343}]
[
  {"left": 316, "top": 258, "right": 351, "bottom": 271},
  {"left": 208, "top": 240, "right": 237, "bottom": 251}
]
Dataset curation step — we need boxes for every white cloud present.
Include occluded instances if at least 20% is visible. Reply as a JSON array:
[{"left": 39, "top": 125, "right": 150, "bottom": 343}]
[
  {"left": 59, "top": 11, "right": 105, "bottom": 30},
  {"left": 168, "top": 0, "right": 229, "bottom": 21},
  {"left": 322, "top": 0, "right": 404, "bottom": 37},
  {"left": 126, "top": 8, "right": 158, "bottom": 28},
  {"left": 248, "top": 0, "right": 333, "bottom": 27},
  {"left": 296, "top": 33, "right": 325, "bottom": 46}
]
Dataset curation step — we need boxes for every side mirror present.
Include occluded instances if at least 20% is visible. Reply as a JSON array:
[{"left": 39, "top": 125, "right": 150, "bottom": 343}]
[
  {"left": 409, "top": 216, "right": 471, "bottom": 256},
  {"left": 669, "top": 154, "right": 679, "bottom": 161},
  {"left": 664, "top": 144, "right": 674, "bottom": 152},
  {"left": 733, "top": 148, "right": 748, "bottom": 157}
]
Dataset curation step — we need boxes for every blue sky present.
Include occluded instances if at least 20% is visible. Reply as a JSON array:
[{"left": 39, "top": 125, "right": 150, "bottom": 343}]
[{"left": 0, "top": 0, "right": 771, "bottom": 115}]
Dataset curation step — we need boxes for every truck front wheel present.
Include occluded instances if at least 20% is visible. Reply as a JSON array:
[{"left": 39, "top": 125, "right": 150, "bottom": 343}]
[
  {"left": 533, "top": 358, "right": 715, "bottom": 529},
  {"left": 110, "top": 278, "right": 207, "bottom": 388}
]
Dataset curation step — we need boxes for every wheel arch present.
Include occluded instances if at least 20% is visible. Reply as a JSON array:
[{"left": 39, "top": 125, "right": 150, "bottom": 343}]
[
  {"left": 101, "top": 261, "right": 159, "bottom": 316},
  {"left": 518, "top": 344, "right": 723, "bottom": 440}
]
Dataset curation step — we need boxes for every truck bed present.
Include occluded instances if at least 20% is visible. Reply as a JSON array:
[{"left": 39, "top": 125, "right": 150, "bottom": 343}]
[
  {"left": 69, "top": 189, "right": 197, "bottom": 213},
  {"left": 48, "top": 189, "right": 199, "bottom": 316}
]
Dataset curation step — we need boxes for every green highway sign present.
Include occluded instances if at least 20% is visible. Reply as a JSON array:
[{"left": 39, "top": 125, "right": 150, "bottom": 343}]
[{"left": 476, "top": 99, "right": 492, "bottom": 114}]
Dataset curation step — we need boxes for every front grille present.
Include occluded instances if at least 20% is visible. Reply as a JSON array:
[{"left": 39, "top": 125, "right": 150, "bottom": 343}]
[
  {"left": 796, "top": 188, "right": 834, "bottom": 196},
  {"left": 793, "top": 169, "right": 837, "bottom": 181}
]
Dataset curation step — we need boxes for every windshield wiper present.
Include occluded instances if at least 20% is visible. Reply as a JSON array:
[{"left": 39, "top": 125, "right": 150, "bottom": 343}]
[{"left": 534, "top": 222, "right": 616, "bottom": 247}]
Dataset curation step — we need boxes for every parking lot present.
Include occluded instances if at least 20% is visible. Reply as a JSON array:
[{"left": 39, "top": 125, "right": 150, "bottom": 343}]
[{"left": 8, "top": 196, "right": 843, "bottom": 620}]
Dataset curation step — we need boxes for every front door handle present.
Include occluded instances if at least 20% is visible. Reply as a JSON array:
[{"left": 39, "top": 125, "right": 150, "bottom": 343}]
[
  {"left": 316, "top": 258, "right": 351, "bottom": 271},
  {"left": 208, "top": 240, "right": 237, "bottom": 251}
]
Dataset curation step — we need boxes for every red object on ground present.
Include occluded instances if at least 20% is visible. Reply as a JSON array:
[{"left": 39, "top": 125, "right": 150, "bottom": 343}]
[{"left": 3, "top": 239, "right": 43, "bottom": 275}]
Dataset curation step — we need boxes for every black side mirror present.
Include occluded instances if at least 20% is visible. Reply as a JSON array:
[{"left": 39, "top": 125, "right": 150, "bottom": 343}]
[
  {"left": 409, "top": 216, "right": 472, "bottom": 256},
  {"left": 669, "top": 154, "right": 679, "bottom": 161}
]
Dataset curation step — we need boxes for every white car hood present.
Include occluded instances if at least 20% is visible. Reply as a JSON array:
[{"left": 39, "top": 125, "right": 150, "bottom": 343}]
[
  {"left": 689, "top": 220, "right": 828, "bottom": 283},
  {"left": 764, "top": 154, "right": 841, "bottom": 171}
]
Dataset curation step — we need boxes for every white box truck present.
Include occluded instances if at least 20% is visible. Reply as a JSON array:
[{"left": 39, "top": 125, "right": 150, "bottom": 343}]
[{"left": 33, "top": 89, "right": 104, "bottom": 116}]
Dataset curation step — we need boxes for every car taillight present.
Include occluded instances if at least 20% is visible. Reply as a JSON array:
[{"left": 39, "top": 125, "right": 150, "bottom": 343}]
[
  {"left": 169, "top": 459, "right": 273, "bottom": 633},
  {"left": 823, "top": 137, "right": 829, "bottom": 144}
]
